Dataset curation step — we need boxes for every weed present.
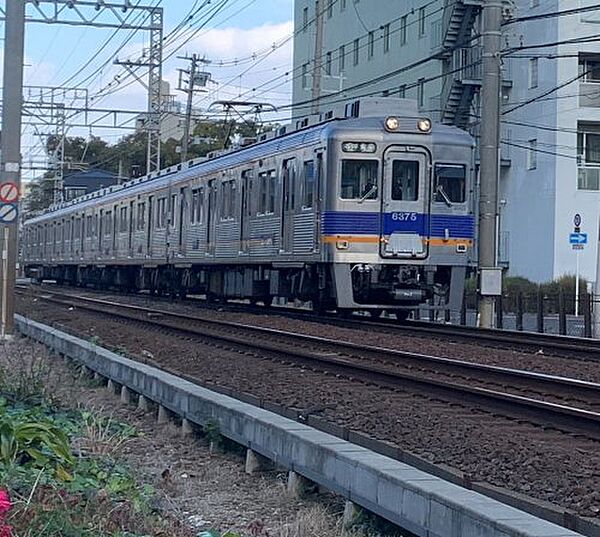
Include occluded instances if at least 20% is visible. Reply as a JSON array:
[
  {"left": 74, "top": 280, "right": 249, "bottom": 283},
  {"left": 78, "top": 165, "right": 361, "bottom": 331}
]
[
  {"left": 345, "top": 506, "right": 407, "bottom": 536},
  {"left": 0, "top": 342, "right": 51, "bottom": 403},
  {"left": 76, "top": 409, "right": 138, "bottom": 457},
  {"left": 203, "top": 420, "right": 224, "bottom": 451}
]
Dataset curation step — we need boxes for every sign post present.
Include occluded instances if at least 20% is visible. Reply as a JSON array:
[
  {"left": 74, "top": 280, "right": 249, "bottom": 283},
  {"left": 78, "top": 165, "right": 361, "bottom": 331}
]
[{"left": 570, "top": 214, "right": 587, "bottom": 317}]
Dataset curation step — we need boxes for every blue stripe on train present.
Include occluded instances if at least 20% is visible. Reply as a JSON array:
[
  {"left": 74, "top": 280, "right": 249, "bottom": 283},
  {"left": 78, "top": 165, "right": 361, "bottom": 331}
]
[{"left": 321, "top": 211, "right": 475, "bottom": 238}]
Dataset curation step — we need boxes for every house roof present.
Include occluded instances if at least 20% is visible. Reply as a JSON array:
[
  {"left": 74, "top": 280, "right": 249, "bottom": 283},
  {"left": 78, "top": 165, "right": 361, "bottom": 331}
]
[{"left": 63, "top": 169, "right": 119, "bottom": 191}]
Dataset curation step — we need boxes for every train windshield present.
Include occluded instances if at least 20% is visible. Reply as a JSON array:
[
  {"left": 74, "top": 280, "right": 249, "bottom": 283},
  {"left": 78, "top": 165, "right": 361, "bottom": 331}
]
[
  {"left": 340, "top": 160, "right": 379, "bottom": 200},
  {"left": 434, "top": 164, "right": 466, "bottom": 203},
  {"left": 391, "top": 161, "right": 419, "bottom": 201}
]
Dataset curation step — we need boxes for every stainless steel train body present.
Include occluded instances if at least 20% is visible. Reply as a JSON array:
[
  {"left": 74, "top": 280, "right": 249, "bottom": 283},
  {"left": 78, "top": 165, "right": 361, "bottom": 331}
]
[{"left": 22, "top": 99, "right": 477, "bottom": 315}]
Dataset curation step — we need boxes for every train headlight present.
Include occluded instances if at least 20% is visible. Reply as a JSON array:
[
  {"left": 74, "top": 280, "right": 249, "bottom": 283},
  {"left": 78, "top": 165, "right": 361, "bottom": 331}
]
[
  {"left": 417, "top": 118, "right": 432, "bottom": 133},
  {"left": 385, "top": 116, "right": 400, "bottom": 132}
]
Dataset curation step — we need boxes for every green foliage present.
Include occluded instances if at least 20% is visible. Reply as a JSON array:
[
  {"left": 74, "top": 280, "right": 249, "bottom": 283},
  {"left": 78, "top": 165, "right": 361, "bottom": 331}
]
[{"left": 0, "top": 401, "right": 74, "bottom": 473}]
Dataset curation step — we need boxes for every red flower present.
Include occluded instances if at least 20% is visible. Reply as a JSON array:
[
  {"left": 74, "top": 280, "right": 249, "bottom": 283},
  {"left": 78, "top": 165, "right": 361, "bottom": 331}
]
[{"left": 0, "top": 491, "right": 11, "bottom": 516}]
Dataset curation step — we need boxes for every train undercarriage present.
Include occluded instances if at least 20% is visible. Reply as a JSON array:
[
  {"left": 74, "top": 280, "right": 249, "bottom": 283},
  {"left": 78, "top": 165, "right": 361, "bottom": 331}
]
[{"left": 25, "top": 261, "right": 466, "bottom": 317}]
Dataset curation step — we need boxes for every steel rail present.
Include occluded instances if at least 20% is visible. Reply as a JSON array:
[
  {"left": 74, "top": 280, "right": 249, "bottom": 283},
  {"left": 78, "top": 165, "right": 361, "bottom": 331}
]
[{"left": 19, "top": 288, "right": 600, "bottom": 439}]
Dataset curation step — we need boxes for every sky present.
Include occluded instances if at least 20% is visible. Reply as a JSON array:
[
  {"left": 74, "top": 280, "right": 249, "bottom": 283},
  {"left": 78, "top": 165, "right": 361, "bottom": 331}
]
[{"left": 0, "top": 0, "right": 295, "bottom": 180}]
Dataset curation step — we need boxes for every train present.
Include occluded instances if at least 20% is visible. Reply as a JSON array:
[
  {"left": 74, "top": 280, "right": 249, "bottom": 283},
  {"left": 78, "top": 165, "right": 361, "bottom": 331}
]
[{"left": 21, "top": 98, "right": 477, "bottom": 319}]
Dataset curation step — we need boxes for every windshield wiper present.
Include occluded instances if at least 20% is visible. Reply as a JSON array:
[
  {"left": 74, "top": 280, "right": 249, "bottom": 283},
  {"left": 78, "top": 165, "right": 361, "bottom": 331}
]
[
  {"left": 436, "top": 185, "right": 452, "bottom": 207},
  {"left": 358, "top": 184, "right": 377, "bottom": 204}
]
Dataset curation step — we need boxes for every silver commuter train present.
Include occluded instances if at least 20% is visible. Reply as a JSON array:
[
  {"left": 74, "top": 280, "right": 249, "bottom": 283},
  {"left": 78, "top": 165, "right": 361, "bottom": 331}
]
[{"left": 22, "top": 98, "right": 477, "bottom": 318}]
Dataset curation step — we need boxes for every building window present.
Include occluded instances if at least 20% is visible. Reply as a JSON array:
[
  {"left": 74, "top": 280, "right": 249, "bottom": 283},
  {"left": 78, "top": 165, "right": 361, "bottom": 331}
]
[
  {"left": 383, "top": 24, "right": 390, "bottom": 53},
  {"left": 353, "top": 38, "right": 360, "bottom": 66},
  {"left": 368, "top": 31, "right": 374, "bottom": 59},
  {"left": 529, "top": 58, "right": 538, "bottom": 88},
  {"left": 577, "top": 127, "right": 600, "bottom": 190},
  {"left": 577, "top": 126, "right": 600, "bottom": 166},
  {"left": 326, "top": 51, "right": 332, "bottom": 75},
  {"left": 527, "top": 139, "right": 537, "bottom": 170},
  {"left": 302, "top": 7, "right": 308, "bottom": 31},
  {"left": 579, "top": 56, "right": 600, "bottom": 83},
  {"left": 419, "top": 7, "right": 426, "bottom": 37},
  {"left": 417, "top": 78, "right": 425, "bottom": 107},
  {"left": 339, "top": 45, "right": 345, "bottom": 72},
  {"left": 400, "top": 15, "right": 407, "bottom": 45},
  {"left": 302, "top": 63, "right": 309, "bottom": 88}
]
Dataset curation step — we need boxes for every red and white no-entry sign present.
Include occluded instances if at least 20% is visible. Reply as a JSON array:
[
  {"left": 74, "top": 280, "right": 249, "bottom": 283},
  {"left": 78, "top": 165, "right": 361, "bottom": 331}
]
[{"left": 0, "top": 182, "right": 19, "bottom": 203}]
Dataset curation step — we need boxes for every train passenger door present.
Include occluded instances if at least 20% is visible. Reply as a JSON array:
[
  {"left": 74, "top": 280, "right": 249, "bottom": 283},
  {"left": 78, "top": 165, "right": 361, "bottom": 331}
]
[
  {"left": 280, "top": 158, "right": 296, "bottom": 253},
  {"left": 380, "top": 147, "right": 430, "bottom": 259},
  {"left": 206, "top": 179, "right": 216, "bottom": 256},
  {"left": 98, "top": 210, "right": 103, "bottom": 254},
  {"left": 239, "top": 170, "right": 252, "bottom": 254},
  {"left": 178, "top": 187, "right": 187, "bottom": 256},
  {"left": 128, "top": 201, "right": 134, "bottom": 255},
  {"left": 147, "top": 196, "right": 154, "bottom": 256}
]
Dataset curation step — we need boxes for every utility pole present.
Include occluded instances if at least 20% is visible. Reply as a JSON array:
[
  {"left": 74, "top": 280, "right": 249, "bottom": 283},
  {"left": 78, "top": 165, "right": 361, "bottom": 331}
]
[
  {"left": 177, "top": 54, "right": 211, "bottom": 162},
  {"left": 478, "top": 0, "right": 503, "bottom": 328},
  {"left": 310, "top": 0, "right": 324, "bottom": 115},
  {"left": 0, "top": 0, "right": 26, "bottom": 338}
]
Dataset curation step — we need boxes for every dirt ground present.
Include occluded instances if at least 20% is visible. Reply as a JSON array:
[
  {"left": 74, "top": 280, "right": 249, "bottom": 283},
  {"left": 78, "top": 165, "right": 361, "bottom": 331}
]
[{"left": 1, "top": 336, "right": 372, "bottom": 537}]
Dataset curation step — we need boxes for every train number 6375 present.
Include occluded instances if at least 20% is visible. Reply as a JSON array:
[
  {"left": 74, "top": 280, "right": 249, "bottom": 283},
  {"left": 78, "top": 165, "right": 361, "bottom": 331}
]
[{"left": 390, "top": 212, "right": 418, "bottom": 222}]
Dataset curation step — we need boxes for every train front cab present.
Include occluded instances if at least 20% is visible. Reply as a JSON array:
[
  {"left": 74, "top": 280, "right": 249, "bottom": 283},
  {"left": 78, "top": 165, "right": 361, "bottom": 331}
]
[{"left": 323, "top": 119, "right": 476, "bottom": 317}]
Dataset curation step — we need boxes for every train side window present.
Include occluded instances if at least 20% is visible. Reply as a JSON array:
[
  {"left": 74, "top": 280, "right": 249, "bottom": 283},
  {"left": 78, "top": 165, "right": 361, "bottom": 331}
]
[
  {"left": 86, "top": 215, "right": 93, "bottom": 238},
  {"left": 118, "top": 207, "right": 127, "bottom": 233},
  {"left": 105, "top": 211, "right": 112, "bottom": 236},
  {"left": 242, "top": 169, "right": 254, "bottom": 217},
  {"left": 221, "top": 180, "right": 236, "bottom": 220},
  {"left": 169, "top": 193, "right": 177, "bottom": 227},
  {"left": 434, "top": 164, "right": 466, "bottom": 203},
  {"left": 156, "top": 197, "right": 166, "bottom": 229},
  {"left": 268, "top": 171, "right": 276, "bottom": 214},
  {"left": 137, "top": 202, "right": 146, "bottom": 231},
  {"left": 341, "top": 160, "right": 378, "bottom": 200},
  {"left": 283, "top": 159, "right": 296, "bottom": 211},
  {"left": 391, "top": 161, "right": 419, "bottom": 201},
  {"left": 303, "top": 160, "right": 315, "bottom": 209},
  {"left": 190, "top": 187, "right": 204, "bottom": 224},
  {"left": 258, "top": 172, "right": 268, "bottom": 215}
]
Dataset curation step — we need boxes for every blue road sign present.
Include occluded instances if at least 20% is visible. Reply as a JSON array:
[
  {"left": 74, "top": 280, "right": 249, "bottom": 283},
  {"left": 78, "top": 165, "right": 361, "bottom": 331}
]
[
  {"left": 570, "top": 232, "right": 588, "bottom": 245},
  {"left": 0, "top": 203, "right": 18, "bottom": 224}
]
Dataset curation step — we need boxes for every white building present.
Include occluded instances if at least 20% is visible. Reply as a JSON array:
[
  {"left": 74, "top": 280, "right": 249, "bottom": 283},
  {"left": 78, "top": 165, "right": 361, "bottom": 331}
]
[
  {"left": 135, "top": 81, "right": 203, "bottom": 144},
  {"left": 292, "top": 0, "right": 600, "bottom": 283}
]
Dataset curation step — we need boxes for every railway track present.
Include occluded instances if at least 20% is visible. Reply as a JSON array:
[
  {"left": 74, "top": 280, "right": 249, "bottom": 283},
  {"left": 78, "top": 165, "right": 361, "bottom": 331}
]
[
  {"left": 17, "top": 286, "right": 600, "bottom": 440},
  {"left": 23, "top": 282, "right": 600, "bottom": 361}
]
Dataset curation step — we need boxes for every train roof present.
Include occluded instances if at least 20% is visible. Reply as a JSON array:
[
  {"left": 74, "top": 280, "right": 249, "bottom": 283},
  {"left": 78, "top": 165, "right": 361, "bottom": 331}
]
[{"left": 25, "top": 98, "right": 473, "bottom": 226}]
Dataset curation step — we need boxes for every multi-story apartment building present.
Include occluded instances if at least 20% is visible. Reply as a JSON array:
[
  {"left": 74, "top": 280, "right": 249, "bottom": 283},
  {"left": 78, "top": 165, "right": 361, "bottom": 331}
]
[{"left": 292, "top": 0, "right": 600, "bottom": 283}]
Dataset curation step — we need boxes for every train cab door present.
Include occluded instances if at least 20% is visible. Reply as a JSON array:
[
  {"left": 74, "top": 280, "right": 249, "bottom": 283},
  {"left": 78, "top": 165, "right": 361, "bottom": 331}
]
[
  {"left": 280, "top": 158, "right": 296, "bottom": 254},
  {"left": 380, "top": 147, "right": 430, "bottom": 259},
  {"left": 206, "top": 179, "right": 216, "bottom": 256},
  {"left": 239, "top": 170, "right": 252, "bottom": 255}
]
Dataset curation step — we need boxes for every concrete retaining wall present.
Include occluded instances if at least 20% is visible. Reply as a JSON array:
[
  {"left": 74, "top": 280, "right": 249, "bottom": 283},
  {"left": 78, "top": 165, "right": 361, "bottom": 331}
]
[{"left": 15, "top": 314, "right": 584, "bottom": 537}]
